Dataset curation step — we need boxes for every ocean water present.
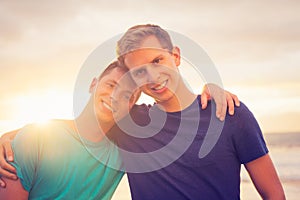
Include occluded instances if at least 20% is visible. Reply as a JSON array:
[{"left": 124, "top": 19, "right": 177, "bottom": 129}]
[
  {"left": 264, "top": 133, "right": 300, "bottom": 183},
  {"left": 1, "top": 122, "right": 299, "bottom": 199},
  {"left": 239, "top": 133, "right": 300, "bottom": 200}
]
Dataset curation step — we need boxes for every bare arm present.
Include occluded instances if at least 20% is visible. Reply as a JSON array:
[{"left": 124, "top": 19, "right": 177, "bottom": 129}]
[
  {"left": 245, "top": 154, "right": 286, "bottom": 200},
  {"left": 0, "top": 129, "right": 20, "bottom": 187},
  {"left": 0, "top": 177, "right": 28, "bottom": 200},
  {"left": 201, "top": 83, "right": 240, "bottom": 121}
]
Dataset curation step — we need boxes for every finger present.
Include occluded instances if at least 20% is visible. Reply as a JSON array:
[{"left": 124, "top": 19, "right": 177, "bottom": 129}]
[
  {"left": 0, "top": 178, "right": 6, "bottom": 188},
  {"left": 0, "top": 160, "right": 17, "bottom": 174},
  {"left": 3, "top": 141, "right": 14, "bottom": 162},
  {"left": 226, "top": 93, "right": 235, "bottom": 115},
  {"left": 220, "top": 99, "right": 227, "bottom": 121},
  {"left": 0, "top": 166, "right": 17, "bottom": 180},
  {"left": 0, "top": 147, "right": 17, "bottom": 174},
  {"left": 233, "top": 95, "right": 240, "bottom": 107},
  {"left": 215, "top": 96, "right": 226, "bottom": 121},
  {"left": 201, "top": 93, "right": 208, "bottom": 109},
  {"left": 0, "top": 152, "right": 16, "bottom": 174}
]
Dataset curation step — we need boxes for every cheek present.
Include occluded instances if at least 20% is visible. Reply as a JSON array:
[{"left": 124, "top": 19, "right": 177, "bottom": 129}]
[
  {"left": 118, "top": 101, "right": 130, "bottom": 111},
  {"left": 95, "top": 86, "right": 105, "bottom": 94},
  {"left": 132, "top": 78, "right": 147, "bottom": 88}
]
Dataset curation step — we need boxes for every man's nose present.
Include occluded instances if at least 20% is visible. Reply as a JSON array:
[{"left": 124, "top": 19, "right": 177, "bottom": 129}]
[
  {"left": 111, "top": 87, "right": 125, "bottom": 103},
  {"left": 110, "top": 95, "right": 118, "bottom": 106},
  {"left": 146, "top": 66, "right": 160, "bottom": 83}
]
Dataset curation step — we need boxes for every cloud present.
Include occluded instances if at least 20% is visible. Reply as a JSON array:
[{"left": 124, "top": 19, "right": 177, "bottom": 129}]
[
  {"left": 1, "top": 0, "right": 299, "bottom": 132},
  {"left": 260, "top": 111, "right": 300, "bottom": 133}
]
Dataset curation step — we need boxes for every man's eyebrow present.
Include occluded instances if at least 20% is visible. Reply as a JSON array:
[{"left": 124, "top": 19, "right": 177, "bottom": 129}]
[
  {"left": 107, "top": 80, "right": 119, "bottom": 86},
  {"left": 150, "top": 54, "right": 163, "bottom": 63},
  {"left": 124, "top": 90, "right": 132, "bottom": 95}
]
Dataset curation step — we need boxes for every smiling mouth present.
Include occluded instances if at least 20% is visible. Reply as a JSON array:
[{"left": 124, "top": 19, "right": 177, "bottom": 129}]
[
  {"left": 102, "top": 101, "right": 116, "bottom": 112},
  {"left": 151, "top": 80, "right": 168, "bottom": 91}
]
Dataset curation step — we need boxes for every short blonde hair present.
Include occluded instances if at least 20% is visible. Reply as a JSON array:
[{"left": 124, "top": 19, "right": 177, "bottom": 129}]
[{"left": 117, "top": 24, "right": 173, "bottom": 60}]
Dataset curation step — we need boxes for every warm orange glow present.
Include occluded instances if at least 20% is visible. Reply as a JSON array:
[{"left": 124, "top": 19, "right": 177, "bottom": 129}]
[{"left": 10, "top": 89, "right": 73, "bottom": 124}]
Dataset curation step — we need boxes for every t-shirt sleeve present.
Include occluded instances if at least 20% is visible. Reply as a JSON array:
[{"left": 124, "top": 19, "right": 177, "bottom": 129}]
[
  {"left": 10, "top": 124, "right": 41, "bottom": 191},
  {"left": 232, "top": 103, "right": 269, "bottom": 164}
]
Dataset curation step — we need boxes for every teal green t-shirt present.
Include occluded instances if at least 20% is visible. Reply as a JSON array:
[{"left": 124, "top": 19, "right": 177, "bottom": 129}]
[{"left": 11, "top": 120, "right": 124, "bottom": 200}]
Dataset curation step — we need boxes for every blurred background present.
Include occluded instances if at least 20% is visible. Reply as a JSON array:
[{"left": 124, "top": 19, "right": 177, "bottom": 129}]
[{"left": 0, "top": 0, "right": 299, "bottom": 199}]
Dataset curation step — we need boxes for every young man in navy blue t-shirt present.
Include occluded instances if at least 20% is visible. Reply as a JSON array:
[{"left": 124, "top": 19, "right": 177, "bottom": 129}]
[{"left": 115, "top": 24, "right": 285, "bottom": 199}]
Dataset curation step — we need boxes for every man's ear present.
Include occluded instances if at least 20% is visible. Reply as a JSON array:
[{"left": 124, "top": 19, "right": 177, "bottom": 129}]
[
  {"left": 89, "top": 78, "right": 98, "bottom": 93},
  {"left": 172, "top": 46, "right": 181, "bottom": 66}
]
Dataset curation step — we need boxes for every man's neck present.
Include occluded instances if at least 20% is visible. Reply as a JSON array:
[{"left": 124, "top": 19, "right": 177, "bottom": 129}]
[
  {"left": 74, "top": 104, "right": 113, "bottom": 143},
  {"left": 156, "top": 80, "right": 197, "bottom": 112}
]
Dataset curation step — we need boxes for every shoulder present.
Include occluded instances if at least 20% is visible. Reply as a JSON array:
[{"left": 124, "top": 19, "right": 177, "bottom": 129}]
[
  {"left": 234, "top": 102, "right": 253, "bottom": 117},
  {"left": 12, "top": 123, "right": 45, "bottom": 150},
  {"left": 216, "top": 101, "right": 264, "bottom": 144},
  {"left": 16, "top": 123, "right": 43, "bottom": 139},
  {"left": 11, "top": 124, "right": 44, "bottom": 164},
  {"left": 227, "top": 102, "right": 258, "bottom": 128},
  {"left": 224, "top": 103, "right": 268, "bottom": 163},
  {"left": 224, "top": 102, "right": 264, "bottom": 141},
  {"left": 14, "top": 120, "right": 70, "bottom": 143}
]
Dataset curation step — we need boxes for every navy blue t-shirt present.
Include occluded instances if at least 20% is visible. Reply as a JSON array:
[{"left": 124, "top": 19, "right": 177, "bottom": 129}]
[{"left": 112, "top": 96, "right": 268, "bottom": 200}]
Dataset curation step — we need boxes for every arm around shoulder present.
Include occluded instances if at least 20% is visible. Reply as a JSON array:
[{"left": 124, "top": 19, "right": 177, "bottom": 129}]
[
  {"left": 1, "top": 129, "right": 21, "bottom": 162},
  {"left": 0, "top": 129, "right": 21, "bottom": 187},
  {"left": 245, "top": 154, "right": 286, "bottom": 200}
]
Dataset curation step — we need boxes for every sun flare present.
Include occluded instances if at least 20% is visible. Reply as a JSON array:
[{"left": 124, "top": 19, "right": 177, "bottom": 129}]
[{"left": 10, "top": 89, "right": 73, "bottom": 124}]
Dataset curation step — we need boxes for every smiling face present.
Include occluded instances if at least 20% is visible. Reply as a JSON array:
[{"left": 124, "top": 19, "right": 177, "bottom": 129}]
[
  {"left": 123, "top": 35, "right": 181, "bottom": 106},
  {"left": 90, "top": 67, "right": 139, "bottom": 124}
]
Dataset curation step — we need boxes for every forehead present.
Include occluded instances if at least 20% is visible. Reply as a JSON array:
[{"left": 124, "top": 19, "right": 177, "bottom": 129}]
[
  {"left": 101, "top": 67, "right": 136, "bottom": 88},
  {"left": 101, "top": 67, "right": 124, "bottom": 80},
  {"left": 124, "top": 36, "right": 169, "bottom": 69}
]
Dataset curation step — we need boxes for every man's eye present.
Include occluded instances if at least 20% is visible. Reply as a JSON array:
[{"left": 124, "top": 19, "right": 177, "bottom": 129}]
[
  {"left": 153, "top": 58, "right": 161, "bottom": 64},
  {"left": 123, "top": 95, "right": 130, "bottom": 100},
  {"left": 133, "top": 69, "right": 146, "bottom": 77},
  {"left": 106, "top": 83, "right": 114, "bottom": 88},
  {"left": 120, "top": 93, "right": 131, "bottom": 101}
]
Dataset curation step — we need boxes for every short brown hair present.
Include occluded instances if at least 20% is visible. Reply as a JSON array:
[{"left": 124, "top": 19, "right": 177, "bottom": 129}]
[
  {"left": 117, "top": 24, "right": 173, "bottom": 60},
  {"left": 98, "top": 60, "right": 128, "bottom": 80}
]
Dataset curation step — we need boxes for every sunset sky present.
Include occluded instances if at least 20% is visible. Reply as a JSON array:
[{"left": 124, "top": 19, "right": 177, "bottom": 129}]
[{"left": 0, "top": 0, "right": 299, "bottom": 134}]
